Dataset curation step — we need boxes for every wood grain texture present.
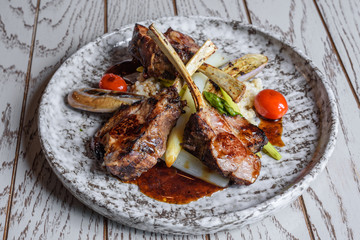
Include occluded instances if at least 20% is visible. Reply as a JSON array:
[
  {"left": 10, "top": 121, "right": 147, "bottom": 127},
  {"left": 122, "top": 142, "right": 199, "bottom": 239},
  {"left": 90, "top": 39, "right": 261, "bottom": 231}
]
[
  {"left": 246, "top": 0, "right": 360, "bottom": 239},
  {"left": 316, "top": 0, "right": 360, "bottom": 102},
  {"left": 303, "top": 142, "right": 360, "bottom": 240},
  {"left": 176, "top": 0, "right": 248, "bottom": 22},
  {"left": 176, "top": 0, "right": 247, "bottom": 22},
  {"left": 176, "top": 1, "right": 313, "bottom": 239},
  {"left": 6, "top": 0, "right": 106, "bottom": 239},
  {"left": 1, "top": 0, "right": 357, "bottom": 239},
  {"left": 108, "top": 221, "right": 208, "bottom": 240},
  {"left": 107, "top": 0, "right": 175, "bottom": 32},
  {"left": 213, "top": 199, "right": 311, "bottom": 240},
  {"left": 0, "top": 0, "right": 35, "bottom": 235}
]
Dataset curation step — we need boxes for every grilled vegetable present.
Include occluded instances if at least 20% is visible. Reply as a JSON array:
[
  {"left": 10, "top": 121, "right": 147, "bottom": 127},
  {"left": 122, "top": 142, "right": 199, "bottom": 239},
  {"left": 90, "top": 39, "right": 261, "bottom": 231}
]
[
  {"left": 203, "top": 54, "right": 268, "bottom": 99},
  {"left": 221, "top": 54, "right": 268, "bottom": 80},
  {"left": 202, "top": 55, "right": 282, "bottom": 160},
  {"left": 198, "top": 63, "right": 246, "bottom": 103},
  {"left": 165, "top": 87, "right": 195, "bottom": 167},
  {"left": 203, "top": 91, "right": 241, "bottom": 117},
  {"left": 203, "top": 51, "right": 230, "bottom": 69},
  {"left": 262, "top": 142, "right": 282, "bottom": 160},
  {"left": 67, "top": 88, "right": 144, "bottom": 113},
  {"left": 150, "top": 24, "right": 263, "bottom": 185},
  {"left": 148, "top": 24, "right": 205, "bottom": 110},
  {"left": 165, "top": 40, "right": 217, "bottom": 167},
  {"left": 171, "top": 150, "right": 230, "bottom": 187},
  {"left": 220, "top": 87, "right": 241, "bottom": 113}
]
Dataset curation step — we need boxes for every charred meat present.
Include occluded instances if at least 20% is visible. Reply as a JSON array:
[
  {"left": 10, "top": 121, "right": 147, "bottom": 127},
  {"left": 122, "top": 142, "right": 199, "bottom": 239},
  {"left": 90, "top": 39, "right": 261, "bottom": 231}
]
[
  {"left": 93, "top": 86, "right": 184, "bottom": 181},
  {"left": 224, "top": 115, "right": 268, "bottom": 153},
  {"left": 147, "top": 24, "right": 263, "bottom": 185},
  {"left": 128, "top": 24, "right": 200, "bottom": 80},
  {"left": 182, "top": 107, "right": 262, "bottom": 185}
]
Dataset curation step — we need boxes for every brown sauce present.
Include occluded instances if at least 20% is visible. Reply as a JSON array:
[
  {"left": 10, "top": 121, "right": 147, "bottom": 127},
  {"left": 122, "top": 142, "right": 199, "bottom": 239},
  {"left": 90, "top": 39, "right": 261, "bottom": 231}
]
[
  {"left": 259, "top": 117, "right": 285, "bottom": 147},
  {"left": 125, "top": 161, "right": 223, "bottom": 204},
  {"left": 105, "top": 59, "right": 140, "bottom": 76}
]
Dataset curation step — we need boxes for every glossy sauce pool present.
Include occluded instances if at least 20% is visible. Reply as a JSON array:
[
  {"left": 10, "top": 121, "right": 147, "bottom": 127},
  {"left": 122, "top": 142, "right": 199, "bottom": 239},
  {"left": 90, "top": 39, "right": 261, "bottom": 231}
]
[
  {"left": 105, "top": 59, "right": 140, "bottom": 76},
  {"left": 107, "top": 60, "right": 224, "bottom": 204},
  {"left": 259, "top": 117, "right": 285, "bottom": 147},
  {"left": 125, "top": 161, "right": 224, "bottom": 204}
]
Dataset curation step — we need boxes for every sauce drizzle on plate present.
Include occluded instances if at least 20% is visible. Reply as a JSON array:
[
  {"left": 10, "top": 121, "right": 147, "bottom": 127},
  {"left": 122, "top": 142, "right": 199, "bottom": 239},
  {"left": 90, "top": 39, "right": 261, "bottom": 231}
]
[
  {"left": 125, "top": 161, "right": 224, "bottom": 204},
  {"left": 259, "top": 118, "right": 285, "bottom": 147}
]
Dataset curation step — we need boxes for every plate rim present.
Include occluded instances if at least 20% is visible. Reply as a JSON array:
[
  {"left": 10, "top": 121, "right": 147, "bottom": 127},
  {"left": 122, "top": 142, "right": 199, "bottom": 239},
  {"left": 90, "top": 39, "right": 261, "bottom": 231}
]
[{"left": 38, "top": 15, "right": 339, "bottom": 234}]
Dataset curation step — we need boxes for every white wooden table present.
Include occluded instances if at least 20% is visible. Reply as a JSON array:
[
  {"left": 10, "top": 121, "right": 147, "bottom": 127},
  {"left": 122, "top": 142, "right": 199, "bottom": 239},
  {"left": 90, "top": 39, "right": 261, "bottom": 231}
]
[{"left": 1, "top": 0, "right": 359, "bottom": 239}]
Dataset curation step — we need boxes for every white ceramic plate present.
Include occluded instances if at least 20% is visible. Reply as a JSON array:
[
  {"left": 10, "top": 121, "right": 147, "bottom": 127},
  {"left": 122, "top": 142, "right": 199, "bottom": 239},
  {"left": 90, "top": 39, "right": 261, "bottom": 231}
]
[{"left": 39, "top": 16, "right": 338, "bottom": 234}]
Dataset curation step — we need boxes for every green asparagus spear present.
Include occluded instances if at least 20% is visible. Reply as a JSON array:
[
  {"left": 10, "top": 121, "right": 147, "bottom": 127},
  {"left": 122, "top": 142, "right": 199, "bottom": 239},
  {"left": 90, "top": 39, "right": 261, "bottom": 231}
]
[{"left": 203, "top": 91, "right": 241, "bottom": 117}]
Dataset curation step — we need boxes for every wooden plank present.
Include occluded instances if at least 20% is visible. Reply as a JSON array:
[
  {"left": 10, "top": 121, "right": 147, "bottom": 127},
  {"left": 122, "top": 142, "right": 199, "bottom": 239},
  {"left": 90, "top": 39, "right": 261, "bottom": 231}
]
[
  {"left": 303, "top": 133, "right": 360, "bottom": 240},
  {"left": 176, "top": 0, "right": 248, "bottom": 22},
  {"left": 108, "top": 221, "right": 207, "bottom": 240},
  {"left": 212, "top": 199, "right": 311, "bottom": 240},
  {"left": 316, "top": 0, "right": 360, "bottom": 102},
  {"left": 0, "top": 1, "right": 34, "bottom": 235},
  {"left": 6, "top": 0, "right": 106, "bottom": 239},
  {"left": 177, "top": 1, "right": 313, "bottom": 239},
  {"left": 246, "top": 0, "right": 360, "bottom": 239},
  {"left": 107, "top": 0, "right": 174, "bottom": 32}
]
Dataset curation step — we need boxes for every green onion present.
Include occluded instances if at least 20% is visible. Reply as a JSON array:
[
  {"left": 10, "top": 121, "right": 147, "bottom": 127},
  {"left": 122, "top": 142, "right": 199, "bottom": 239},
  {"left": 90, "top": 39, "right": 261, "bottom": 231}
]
[
  {"left": 220, "top": 87, "right": 241, "bottom": 113},
  {"left": 262, "top": 142, "right": 282, "bottom": 160},
  {"left": 179, "top": 84, "right": 187, "bottom": 97},
  {"left": 203, "top": 91, "right": 241, "bottom": 117},
  {"left": 159, "top": 78, "right": 174, "bottom": 87}
]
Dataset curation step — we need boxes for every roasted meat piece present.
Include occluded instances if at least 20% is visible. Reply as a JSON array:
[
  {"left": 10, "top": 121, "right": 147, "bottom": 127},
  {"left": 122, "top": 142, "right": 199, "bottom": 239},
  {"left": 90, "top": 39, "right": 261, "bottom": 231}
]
[
  {"left": 224, "top": 115, "right": 268, "bottom": 153},
  {"left": 128, "top": 24, "right": 200, "bottom": 80},
  {"left": 182, "top": 107, "right": 262, "bottom": 185},
  {"left": 93, "top": 86, "right": 184, "bottom": 181},
  {"left": 148, "top": 24, "right": 264, "bottom": 185}
]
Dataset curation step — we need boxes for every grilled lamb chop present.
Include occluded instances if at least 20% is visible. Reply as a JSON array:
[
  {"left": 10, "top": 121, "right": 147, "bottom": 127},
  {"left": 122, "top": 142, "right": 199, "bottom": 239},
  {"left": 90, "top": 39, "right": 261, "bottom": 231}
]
[
  {"left": 93, "top": 30, "right": 216, "bottom": 181},
  {"left": 203, "top": 80, "right": 268, "bottom": 153},
  {"left": 182, "top": 107, "right": 261, "bottom": 185},
  {"left": 128, "top": 24, "right": 200, "bottom": 80},
  {"left": 149, "top": 24, "right": 262, "bottom": 185},
  {"left": 93, "top": 86, "right": 183, "bottom": 181},
  {"left": 223, "top": 115, "right": 268, "bottom": 153}
]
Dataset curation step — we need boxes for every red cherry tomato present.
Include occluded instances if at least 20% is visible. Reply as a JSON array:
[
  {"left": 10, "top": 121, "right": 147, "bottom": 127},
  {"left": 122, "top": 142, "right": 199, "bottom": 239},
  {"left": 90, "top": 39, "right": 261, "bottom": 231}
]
[
  {"left": 254, "top": 89, "right": 288, "bottom": 120},
  {"left": 99, "top": 73, "right": 127, "bottom": 92}
]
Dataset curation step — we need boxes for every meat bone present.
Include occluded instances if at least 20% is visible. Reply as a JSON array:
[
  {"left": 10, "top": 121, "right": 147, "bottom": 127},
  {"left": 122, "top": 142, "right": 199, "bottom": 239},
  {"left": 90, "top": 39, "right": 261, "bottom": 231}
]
[
  {"left": 148, "top": 24, "right": 206, "bottom": 111},
  {"left": 149, "top": 24, "right": 262, "bottom": 185},
  {"left": 67, "top": 40, "right": 216, "bottom": 113}
]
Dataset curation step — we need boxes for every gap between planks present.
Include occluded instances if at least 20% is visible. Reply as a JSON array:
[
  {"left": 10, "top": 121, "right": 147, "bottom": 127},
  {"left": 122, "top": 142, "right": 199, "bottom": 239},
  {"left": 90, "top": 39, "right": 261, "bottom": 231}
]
[
  {"left": 242, "top": 0, "right": 252, "bottom": 24},
  {"left": 104, "top": 0, "right": 108, "bottom": 34},
  {"left": 299, "top": 196, "right": 315, "bottom": 240},
  {"left": 66, "top": 1, "right": 320, "bottom": 239},
  {"left": 97, "top": 1, "right": 320, "bottom": 239},
  {"left": 166, "top": 2, "right": 205, "bottom": 238},
  {"left": 103, "top": 0, "right": 109, "bottom": 239},
  {"left": 172, "top": 0, "right": 178, "bottom": 16},
  {"left": 313, "top": 0, "right": 360, "bottom": 108},
  {"left": 103, "top": 217, "right": 108, "bottom": 240},
  {"left": 2, "top": 0, "right": 41, "bottom": 240}
]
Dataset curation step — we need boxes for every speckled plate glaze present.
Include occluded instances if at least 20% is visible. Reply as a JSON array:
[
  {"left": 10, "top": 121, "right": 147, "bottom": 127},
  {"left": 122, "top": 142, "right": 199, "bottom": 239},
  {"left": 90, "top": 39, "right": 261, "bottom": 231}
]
[{"left": 39, "top": 16, "right": 338, "bottom": 234}]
